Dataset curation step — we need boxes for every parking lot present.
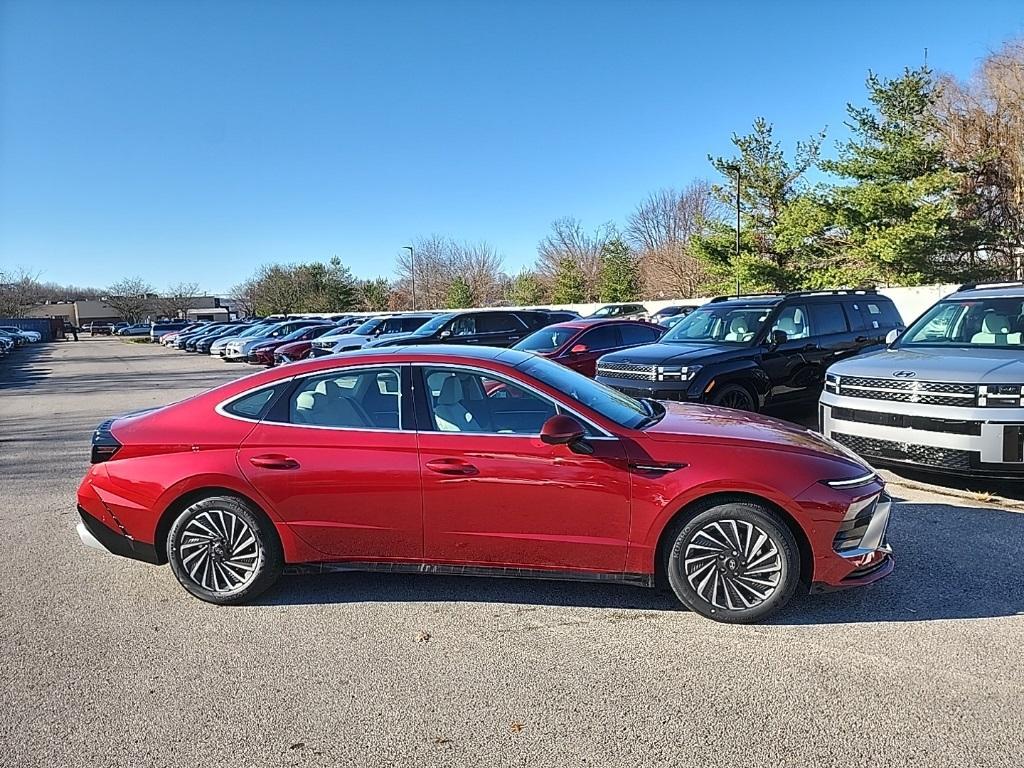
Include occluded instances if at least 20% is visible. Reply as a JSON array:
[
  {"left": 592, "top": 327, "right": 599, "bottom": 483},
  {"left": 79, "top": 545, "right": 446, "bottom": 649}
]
[{"left": 1, "top": 337, "right": 1022, "bottom": 767}]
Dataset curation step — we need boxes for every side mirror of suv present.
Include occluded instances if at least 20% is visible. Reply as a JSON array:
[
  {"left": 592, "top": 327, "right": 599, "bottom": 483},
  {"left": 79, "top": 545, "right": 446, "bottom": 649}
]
[
  {"left": 769, "top": 329, "right": 788, "bottom": 348},
  {"left": 885, "top": 328, "right": 900, "bottom": 345}
]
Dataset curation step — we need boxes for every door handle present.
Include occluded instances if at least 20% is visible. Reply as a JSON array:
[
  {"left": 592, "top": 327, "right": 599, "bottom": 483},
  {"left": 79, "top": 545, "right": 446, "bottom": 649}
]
[
  {"left": 801, "top": 343, "right": 820, "bottom": 351},
  {"left": 425, "top": 458, "right": 479, "bottom": 476},
  {"left": 854, "top": 336, "right": 868, "bottom": 343},
  {"left": 249, "top": 454, "right": 300, "bottom": 470}
]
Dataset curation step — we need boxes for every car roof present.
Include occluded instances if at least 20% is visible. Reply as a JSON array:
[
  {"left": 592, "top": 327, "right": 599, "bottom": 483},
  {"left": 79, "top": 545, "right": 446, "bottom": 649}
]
[
  {"left": 547, "top": 318, "right": 657, "bottom": 331},
  {"left": 951, "top": 283, "right": 1024, "bottom": 300}
]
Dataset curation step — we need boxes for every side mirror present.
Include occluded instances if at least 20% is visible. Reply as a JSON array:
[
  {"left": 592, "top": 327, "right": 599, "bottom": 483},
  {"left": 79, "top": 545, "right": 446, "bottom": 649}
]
[
  {"left": 885, "top": 328, "right": 900, "bottom": 345},
  {"left": 439, "top": 330, "right": 452, "bottom": 339},
  {"left": 769, "top": 329, "right": 788, "bottom": 347},
  {"left": 540, "top": 414, "right": 592, "bottom": 454},
  {"left": 569, "top": 343, "right": 589, "bottom": 355}
]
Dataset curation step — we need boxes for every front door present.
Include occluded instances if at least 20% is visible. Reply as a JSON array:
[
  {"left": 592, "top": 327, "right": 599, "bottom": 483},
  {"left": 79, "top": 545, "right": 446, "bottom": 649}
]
[
  {"left": 761, "top": 303, "right": 830, "bottom": 402},
  {"left": 237, "top": 365, "right": 422, "bottom": 560},
  {"left": 415, "top": 366, "right": 631, "bottom": 573}
]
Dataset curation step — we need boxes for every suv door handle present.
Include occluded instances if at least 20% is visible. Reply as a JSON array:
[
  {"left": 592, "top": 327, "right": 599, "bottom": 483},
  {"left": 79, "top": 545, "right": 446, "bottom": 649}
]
[
  {"left": 801, "top": 343, "right": 820, "bottom": 351},
  {"left": 425, "top": 458, "right": 479, "bottom": 476},
  {"left": 854, "top": 336, "right": 868, "bottom": 343},
  {"left": 249, "top": 454, "right": 300, "bottom": 470}
]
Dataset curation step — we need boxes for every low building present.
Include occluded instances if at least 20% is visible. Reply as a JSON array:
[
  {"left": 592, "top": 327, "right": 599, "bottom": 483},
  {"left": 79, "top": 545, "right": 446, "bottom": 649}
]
[{"left": 25, "top": 296, "right": 232, "bottom": 325}]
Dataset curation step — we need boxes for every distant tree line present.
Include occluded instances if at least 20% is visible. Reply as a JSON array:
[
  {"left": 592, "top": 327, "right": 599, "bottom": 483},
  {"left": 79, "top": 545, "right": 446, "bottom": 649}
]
[{"left": 7, "top": 39, "right": 1024, "bottom": 313}]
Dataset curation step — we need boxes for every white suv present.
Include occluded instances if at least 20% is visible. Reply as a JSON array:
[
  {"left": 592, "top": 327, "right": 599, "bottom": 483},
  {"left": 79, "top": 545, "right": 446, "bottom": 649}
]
[{"left": 820, "top": 282, "right": 1024, "bottom": 479}]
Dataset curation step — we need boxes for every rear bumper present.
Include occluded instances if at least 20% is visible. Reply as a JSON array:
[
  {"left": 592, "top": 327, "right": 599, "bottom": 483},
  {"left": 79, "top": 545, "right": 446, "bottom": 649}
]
[{"left": 76, "top": 506, "right": 160, "bottom": 564}]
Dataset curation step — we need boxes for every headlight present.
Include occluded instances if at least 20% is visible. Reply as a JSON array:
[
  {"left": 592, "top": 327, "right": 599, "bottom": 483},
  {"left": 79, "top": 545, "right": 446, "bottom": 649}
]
[
  {"left": 656, "top": 365, "right": 702, "bottom": 382},
  {"left": 978, "top": 384, "right": 1024, "bottom": 407},
  {"left": 824, "top": 373, "right": 840, "bottom": 393}
]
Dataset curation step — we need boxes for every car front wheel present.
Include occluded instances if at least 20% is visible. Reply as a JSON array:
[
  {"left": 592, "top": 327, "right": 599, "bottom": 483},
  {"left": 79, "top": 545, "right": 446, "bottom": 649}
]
[
  {"left": 710, "top": 383, "right": 757, "bottom": 411},
  {"left": 665, "top": 500, "right": 800, "bottom": 623},
  {"left": 166, "top": 495, "right": 283, "bottom": 604}
]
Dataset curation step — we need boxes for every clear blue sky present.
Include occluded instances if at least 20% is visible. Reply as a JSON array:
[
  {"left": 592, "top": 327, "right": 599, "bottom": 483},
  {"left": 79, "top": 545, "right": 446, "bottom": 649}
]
[{"left": 2, "top": 0, "right": 1022, "bottom": 294}]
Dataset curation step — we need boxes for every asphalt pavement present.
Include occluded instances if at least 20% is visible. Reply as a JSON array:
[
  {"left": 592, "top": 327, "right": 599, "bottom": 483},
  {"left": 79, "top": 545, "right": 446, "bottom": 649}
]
[{"left": 1, "top": 338, "right": 1021, "bottom": 767}]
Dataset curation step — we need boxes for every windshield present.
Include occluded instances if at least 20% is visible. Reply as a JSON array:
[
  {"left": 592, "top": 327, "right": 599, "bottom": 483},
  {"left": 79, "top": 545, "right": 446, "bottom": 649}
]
[
  {"left": 521, "top": 355, "right": 650, "bottom": 429},
  {"left": 412, "top": 313, "right": 456, "bottom": 336},
  {"left": 353, "top": 318, "right": 385, "bottom": 335},
  {"left": 235, "top": 324, "right": 270, "bottom": 338},
  {"left": 514, "top": 326, "right": 578, "bottom": 353},
  {"left": 662, "top": 305, "right": 770, "bottom": 344},
  {"left": 900, "top": 298, "right": 1024, "bottom": 348}
]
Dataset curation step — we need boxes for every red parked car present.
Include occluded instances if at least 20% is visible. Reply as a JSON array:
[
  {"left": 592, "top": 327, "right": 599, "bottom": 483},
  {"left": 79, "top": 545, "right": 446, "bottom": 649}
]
[
  {"left": 513, "top": 318, "right": 666, "bottom": 377},
  {"left": 246, "top": 324, "right": 337, "bottom": 366},
  {"left": 76, "top": 346, "right": 893, "bottom": 623}
]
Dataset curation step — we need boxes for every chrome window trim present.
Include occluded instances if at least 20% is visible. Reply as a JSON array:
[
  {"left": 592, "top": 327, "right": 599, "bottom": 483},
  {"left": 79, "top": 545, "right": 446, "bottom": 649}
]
[
  {"left": 414, "top": 362, "right": 617, "bottom": 439},
  {"left": 215, "top": 379, "right": 296, "bottom": 425}
]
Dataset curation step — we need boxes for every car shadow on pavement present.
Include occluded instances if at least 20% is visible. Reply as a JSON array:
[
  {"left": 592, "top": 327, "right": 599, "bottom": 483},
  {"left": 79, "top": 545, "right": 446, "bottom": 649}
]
[
  {"left": 259, "top": 500, "right": 1023, "bottom": 624},
  {"left": 0, "top": 344, "right": 52, "bottom": 390}
]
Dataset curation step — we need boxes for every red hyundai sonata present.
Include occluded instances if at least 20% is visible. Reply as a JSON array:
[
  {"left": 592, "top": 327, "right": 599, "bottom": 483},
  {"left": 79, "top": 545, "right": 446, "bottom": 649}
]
[{"left": 76, "top": 346, "right": 893, "bottom": 622}]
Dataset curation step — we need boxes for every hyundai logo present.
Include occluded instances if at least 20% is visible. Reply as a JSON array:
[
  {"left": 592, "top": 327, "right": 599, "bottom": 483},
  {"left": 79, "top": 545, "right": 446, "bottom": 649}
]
[{"left": 892, "top": 370, "right": 917, "bottom": 378}]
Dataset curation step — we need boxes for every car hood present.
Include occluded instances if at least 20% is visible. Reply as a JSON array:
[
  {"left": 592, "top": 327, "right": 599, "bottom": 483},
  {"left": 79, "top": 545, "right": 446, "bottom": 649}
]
[
  {"left": 601, "top": 341, "right": 742, "bottom": 365},
  {"left": 211, "top": 334, "right": 249, "bottom": 348},
  {"left": 320, "top": 333, "right": 371, "bottom": 346},
  {"left": 829, "top": 347, "right": 1024, "bottom": 384},
  {"left": 643, "top": 401, "right": 869, "bottom": 467}
]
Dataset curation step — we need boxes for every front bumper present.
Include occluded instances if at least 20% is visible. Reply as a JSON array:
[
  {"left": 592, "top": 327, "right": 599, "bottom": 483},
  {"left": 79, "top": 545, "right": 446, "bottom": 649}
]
[
  {"left": 594, "top": 376, "right": 698, "bottom": 402},
  {"left": 76, "top": 507, "right": 160, "bottom": 564},
  {"left": 820, "top": 392, "right": 1024, "bottom": 478}
]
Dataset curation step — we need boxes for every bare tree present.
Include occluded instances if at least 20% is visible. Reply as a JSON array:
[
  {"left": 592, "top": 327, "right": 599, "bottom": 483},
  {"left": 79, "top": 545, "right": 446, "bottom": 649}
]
[
  {"left": 395, "top": 236, "right": 506, "bottom": 309},
  {"left": 229, "top": 278, "right": 260, "bottom": 318},
  {"left": 535, "top": 217, "right": 612, "bottom": 301},
  {"left": 104, "top": 278, "right": 154, "bottom": 323},
  {"left": 625, "top": 181, "right": 721, "bottom": 298},
  {"left": 938, "top": 39, "right": 1024, "bottom": 276},
  {"left": 159, "top": 281, "right": 200, "bottom": 319}
]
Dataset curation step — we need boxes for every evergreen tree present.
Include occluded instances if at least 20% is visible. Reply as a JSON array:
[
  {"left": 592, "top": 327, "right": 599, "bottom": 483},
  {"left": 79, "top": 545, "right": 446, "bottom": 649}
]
[
  {"left": 692, "top": 118, "right": 828, "bottom": 293},
  {"left": 360, "top": 277, "right": 392, "bottom": 311},
  {"left": 445, "top": 275, "right": 473, "bottom": 308},
  {"left": 506, "top": 270, "right": 547, "bottom": 305},
  {"left": 551, "top": 257, "right": 586, "bottom": 303},
  {"left": 823, "top": 67, "right": 991, "bottom": 285},
  {"left": 597, "top": 236, "right": 641, "bottom": 301}
]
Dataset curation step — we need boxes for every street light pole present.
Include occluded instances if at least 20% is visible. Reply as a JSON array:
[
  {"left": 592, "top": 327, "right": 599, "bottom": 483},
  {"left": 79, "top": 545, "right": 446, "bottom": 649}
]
[
  {"left": 403, "top": 246, "right": 416, "bottom": 310},
  {"left": 734, "top": 166, "right": 741, "bottom": 297}
]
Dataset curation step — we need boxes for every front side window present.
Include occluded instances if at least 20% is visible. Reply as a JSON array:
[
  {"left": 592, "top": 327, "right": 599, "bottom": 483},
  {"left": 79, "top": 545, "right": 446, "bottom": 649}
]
[
  {"left": 900, "top": 298, "right": 1024, "bottom": 348},
  {"left": 663, "top": 306, "right": 770, "bottom": 344},
  {"left": 577, "top": 325, "right": 620, "bottom": 351},
  {"left": 448, "top": 315, "right": 477, "bottom": 336},
  {"left": 422, "top": 367, "right": 557, "bottom": 435},
  {"left": 771, "top": 305, "right": 810, "bottom": 340},
  {"left": 280, "top": 367, "right": 401, "bottom": 429},
  {"left": 521, "top": 356, "right": 648, "bottom": 429}
]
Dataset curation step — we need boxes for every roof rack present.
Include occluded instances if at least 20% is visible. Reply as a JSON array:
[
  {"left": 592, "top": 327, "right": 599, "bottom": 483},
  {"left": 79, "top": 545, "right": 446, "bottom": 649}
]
[
  {"left": 708, "top": 293, "right": 785, "bottom": 303},
  {"left": 957, "top": 280, "right": 1024, "bottom": 292},
  {"left": 784, "top": 288, "right": 877, "bottom": 298}
]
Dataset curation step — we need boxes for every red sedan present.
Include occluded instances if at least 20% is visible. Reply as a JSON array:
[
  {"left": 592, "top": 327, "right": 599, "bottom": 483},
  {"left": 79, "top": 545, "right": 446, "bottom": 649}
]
[
  {"left": 513, "top": 319, "right": 665, "bottom": 377},
  {"left": 246, "top": 324, "right": 337, "bottom": 366},
  {"left": 76, "top": 346, "right": 893, "bottom": 623}
]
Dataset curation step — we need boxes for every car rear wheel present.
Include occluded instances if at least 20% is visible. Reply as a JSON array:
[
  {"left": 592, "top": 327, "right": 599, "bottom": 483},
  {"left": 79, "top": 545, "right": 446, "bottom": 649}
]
[
  {"left": 711, "top": 383, "right": 756, "bottom": 411},
  {"left": 166, "top": 495, "right": 283, "bottom": 604},
  {"left": 664, "top": 500, "right": 800, "bottom": 623}
]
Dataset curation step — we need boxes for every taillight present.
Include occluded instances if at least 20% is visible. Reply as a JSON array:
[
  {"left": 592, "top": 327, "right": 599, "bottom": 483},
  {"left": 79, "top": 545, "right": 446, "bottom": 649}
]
[{"left": 91, "top": 418, "right": 122, "bottom": 463}]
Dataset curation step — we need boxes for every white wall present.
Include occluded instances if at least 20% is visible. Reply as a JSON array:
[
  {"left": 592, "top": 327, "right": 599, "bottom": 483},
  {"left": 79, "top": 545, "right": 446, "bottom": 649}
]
[{"left": 510, "top": 284, "right": 960, "bottom": 326}]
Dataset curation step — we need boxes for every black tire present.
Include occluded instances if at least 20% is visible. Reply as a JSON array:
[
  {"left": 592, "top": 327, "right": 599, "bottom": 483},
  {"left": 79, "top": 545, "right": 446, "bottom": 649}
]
[
  {"left": 166, "top": 495, "right": 283, "bottom": 605},
  {"left": 710, "top": 382, "right": 757, "bottom": 412},
  {"left": 664, "top": 499, "right": 800, "bottom": 624}
]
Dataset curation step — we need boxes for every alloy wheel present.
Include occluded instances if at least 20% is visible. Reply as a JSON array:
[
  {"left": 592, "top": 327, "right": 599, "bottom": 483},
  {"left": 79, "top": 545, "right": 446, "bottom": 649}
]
[
  {"left": 682, "top": 519, "right": 782, "bottom": 611},
  {"left": 178, "top": 509, "right": 262, "bottom": 594},
  {"left": 717, "top": 387, "right": 754, "bottom": 410}
]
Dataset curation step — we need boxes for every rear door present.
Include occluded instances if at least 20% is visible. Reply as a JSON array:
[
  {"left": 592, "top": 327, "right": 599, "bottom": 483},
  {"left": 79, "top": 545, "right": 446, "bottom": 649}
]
[
  {"left": 237, "top": 365, "right": 422, "bottom": 560},
  {"left": 464, "top": 312, "right": 529, "bottom": 347}
]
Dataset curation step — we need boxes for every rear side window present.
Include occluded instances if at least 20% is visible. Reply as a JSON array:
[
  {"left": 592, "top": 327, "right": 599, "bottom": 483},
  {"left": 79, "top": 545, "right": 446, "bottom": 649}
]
[
  {"left": 844, "top": 302, "right": 868, "bottom": 331},
  {"left": 476, "top": 313, "right": 523, "bottom": 334},
  {"left": 223, "top": 385, "right": 285, "bottom": 421},
  {"left": 280, "top": 368, "right": 401, "bottom": 429},
  {"left": 808, "top": 303, "right": 848, "bottom": 336},
  {"left": 577, "top": 325, "right": 620, "bottom": 351},
  {"left": 619, "top": 324, "right": 663, "bottom": 345}
]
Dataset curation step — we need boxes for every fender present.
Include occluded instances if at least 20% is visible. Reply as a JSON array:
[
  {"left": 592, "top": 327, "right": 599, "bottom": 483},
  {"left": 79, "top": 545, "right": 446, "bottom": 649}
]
[{"left": 693, "top": 358, "right": 771, "bottom": 405}]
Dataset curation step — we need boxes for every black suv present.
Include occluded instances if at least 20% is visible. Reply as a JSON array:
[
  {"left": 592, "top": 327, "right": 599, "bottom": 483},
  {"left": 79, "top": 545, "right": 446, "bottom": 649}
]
[
  {"left": 367, "top": 310, "right": 555, "bottom": 349},
  {"left": 595, "top": 290, "right": 903, "bottom": 411}
]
